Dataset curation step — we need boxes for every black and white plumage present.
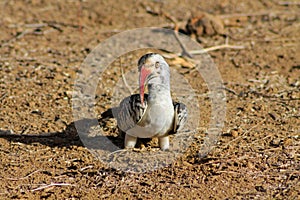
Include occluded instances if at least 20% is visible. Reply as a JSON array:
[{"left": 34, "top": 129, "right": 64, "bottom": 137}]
[
  {"left": 101, "top": 95, "right": 187, "bottom": 134},
  {"left": 101, "top": 53, "right": 188, "bottom": 150},
  {"left": 172, "top": 102, "right": 188, "bottom": 133}
]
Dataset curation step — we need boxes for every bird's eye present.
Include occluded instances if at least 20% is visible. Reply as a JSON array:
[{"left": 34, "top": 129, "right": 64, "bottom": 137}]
[{"left": 155, "top": 61, "right": 160, "bottom": 68}]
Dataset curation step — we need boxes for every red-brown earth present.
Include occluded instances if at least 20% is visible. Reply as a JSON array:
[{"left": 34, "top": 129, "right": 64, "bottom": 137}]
[{"left": 0, "top": 0, "right": 299, "bottom": 199}]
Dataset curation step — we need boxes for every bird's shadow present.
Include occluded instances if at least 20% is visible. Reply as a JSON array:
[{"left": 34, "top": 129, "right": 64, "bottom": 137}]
[
  {"left": 0, "top": 118, "right": 152, "bottom": 151},
  {"left": 0, "top": 119, "right": 215, "bottom": 166}
]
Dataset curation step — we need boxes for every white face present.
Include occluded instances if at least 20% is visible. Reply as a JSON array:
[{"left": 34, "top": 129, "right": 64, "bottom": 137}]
[
  {"left": 145, "top": 55, "right": 171, "bottom": 92},
  {"left": 148, "top": 54, "right": 165, "bottom": 64},
  {"left": 148, "top": 54, "right": 169, "bottom": 77},
  {"left": 138, "top": 53, "right": 171, "bottom": 104},
  {"left": 138, "top": 53, "right": 167, "bottom": 71}
]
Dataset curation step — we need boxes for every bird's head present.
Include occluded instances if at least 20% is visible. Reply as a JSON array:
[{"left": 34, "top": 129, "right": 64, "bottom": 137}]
[{"left": 138, "top": 53, "right": 170, "bottom": 105}]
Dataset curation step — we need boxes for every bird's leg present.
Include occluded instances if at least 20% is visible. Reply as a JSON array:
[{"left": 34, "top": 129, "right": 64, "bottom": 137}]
[
  {"left": 158, "top": 135, "right": 170, "bottom": 151},
  {"left": 124, "top": 133, "right": 137, "bottom": 149}
]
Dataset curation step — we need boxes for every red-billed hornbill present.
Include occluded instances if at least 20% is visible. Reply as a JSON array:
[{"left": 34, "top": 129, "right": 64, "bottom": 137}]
[{"left": 101, "top": 53, "right": 187, "bottom": 150}]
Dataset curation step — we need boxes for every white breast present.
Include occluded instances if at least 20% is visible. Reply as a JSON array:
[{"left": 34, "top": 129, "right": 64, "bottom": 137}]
[{"left": 127, "top": 102, "right": 174, "bottom": 138}]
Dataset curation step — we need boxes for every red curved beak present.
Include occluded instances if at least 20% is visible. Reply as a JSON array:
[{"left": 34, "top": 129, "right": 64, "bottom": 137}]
[{"left": 139, "top": 66, "right": 151, "bottom": 105}]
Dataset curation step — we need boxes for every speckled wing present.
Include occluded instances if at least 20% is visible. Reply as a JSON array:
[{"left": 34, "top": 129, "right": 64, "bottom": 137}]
[
  {"left": 101, "top": 94, "right": 148, "bottom": 132},
  {"left": 172, "top": 102, "right": 188, "bottom": 133},
  {"left": 100, "top": 95, "right": 187, "bottom": 134}
]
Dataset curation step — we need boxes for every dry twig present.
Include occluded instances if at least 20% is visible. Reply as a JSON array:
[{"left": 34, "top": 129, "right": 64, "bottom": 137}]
[
  {"left": 0, "top": 130, "right": 60, "bottom": 137},
  {"left": 79, "top": 165, "right": 94, "bottom": 172},
  {"left": 5, "top": 170, "right": 42, "bottom": 181},
  {"left": 120, "top": 58, "right": 133, "bottom": 95},
  {"left": 188, "top": 44, "right": 245, "bottom": 55},
  {"left": 30, "top": 182, "right": 75, "bottom": 192},
  {"left": 0, "top": 92, "right": 7, "bottom": 101},
  {"left": 107, "top": 149, "right": 128, "bottom": 157},
  {"left": 142, "top": 5, "right": 193, "bottom": 58}
]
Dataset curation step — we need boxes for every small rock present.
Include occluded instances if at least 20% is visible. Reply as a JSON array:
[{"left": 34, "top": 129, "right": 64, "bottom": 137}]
[
  {"left": 271, "top": 138, "right": 281, "bottom": 146},
  {"left": 247, "top": 161, "right": 255, "bottom": 169},
  {"left": 230, "top": 129, "right": 239, "bottom": 137},
  {"left": 268, "top": 112, "right": 277, "bottom": 120},
  {"left": 283, "top": 138, "right": 293, "bottom": 147},
  {"left": 65, "top": 91, "right": 74, "bottom": 98}
]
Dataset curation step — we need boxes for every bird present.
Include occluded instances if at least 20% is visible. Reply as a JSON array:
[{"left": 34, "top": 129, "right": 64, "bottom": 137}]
[{"left": 101, "top": 53, "right": 188, "bottom": 150}]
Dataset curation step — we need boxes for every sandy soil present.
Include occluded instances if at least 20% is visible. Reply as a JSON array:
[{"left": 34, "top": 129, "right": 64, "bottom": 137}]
[{"left": 0, "top": 0, "right": 299, "bottom": 199}]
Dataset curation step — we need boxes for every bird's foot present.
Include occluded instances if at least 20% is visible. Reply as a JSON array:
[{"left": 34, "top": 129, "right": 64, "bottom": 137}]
[
  {"left": 124, "top": 134, "right": 137, "bottom": 149},
  {"left": 158, "top": 135, "right": 170, "bottom": 151}
]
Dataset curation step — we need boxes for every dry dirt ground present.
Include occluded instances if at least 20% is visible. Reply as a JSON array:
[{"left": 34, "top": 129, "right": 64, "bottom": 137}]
[{"left": 0, "top": 0, "right": 299, "bottom": 199}]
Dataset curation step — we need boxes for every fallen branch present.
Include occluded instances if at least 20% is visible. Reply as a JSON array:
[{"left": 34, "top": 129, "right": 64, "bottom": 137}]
[
  {"left": 173, "top": 30, "right": 193, "bottom": 58},
  {"left": 142, "top": 5, "right": 193, "bottom": 58},
  {"left": 1, "top": 29, "right": 32, "bottom": 47},
  {"left": 162, "top": 12, "right": 193, "bottom": 58},
  {"left": 174, "top": 37, "right": 245, "bottom": 57},
  {"left": 30, "top": 182, "right": 75, "bottom": 192},
  {"left": 42, "top": 20, "right": 81, "bottom": 29},
  {"left": 188, "top": 44, "right": 245, "bottom": 55},
  {"left": 0, "top": 21, "right": 74, "bottom": 47},
  {"left": 223, "top": 87, "right": 238, "bottom": 96}
]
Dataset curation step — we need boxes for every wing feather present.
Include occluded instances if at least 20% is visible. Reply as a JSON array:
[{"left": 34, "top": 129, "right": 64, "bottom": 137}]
[
  {"left": 112, "top": 94, "right": 148, "bottom": 132},
  {"left": 171, "top": 102, "right": 188, "bottom": 134},
  {"left": 101, "top": 95, "right": 187, "bottom": 134}
]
